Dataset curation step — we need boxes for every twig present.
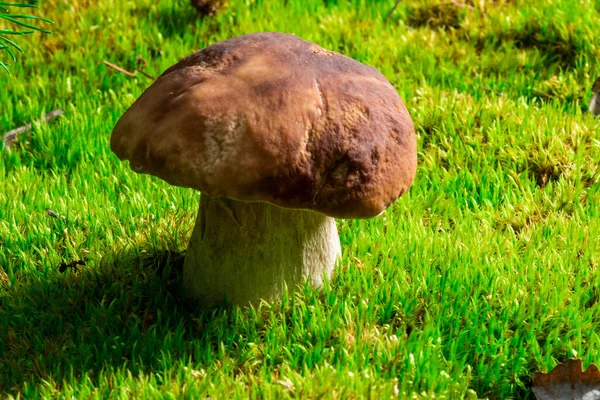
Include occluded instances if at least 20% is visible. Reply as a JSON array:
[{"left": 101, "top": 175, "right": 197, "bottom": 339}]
[
  {"left": 46, "top": 208, "right": 60, "bottom": 218},
  {"left": 103, "top": 60, "right": 137, "bottom": 76},
  {"left": 46, "top": 208, "right": 66, "bottom": 220},
  {"left": 3, "top": 108, "right": 64, "bottom": 150},
  {"left": 103, "top": 60, "right": 156, "bottom": 80},
  {"left": 384, "top": 0, "right": 402, "bottom": 23},
  {"left": 137, "top": 69, "right": 156, "bottom": 81}
]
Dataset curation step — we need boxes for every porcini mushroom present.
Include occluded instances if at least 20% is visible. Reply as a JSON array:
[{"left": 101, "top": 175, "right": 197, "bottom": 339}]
[{"left": 110, "top": 32, "right": 417, "bottom": 305}]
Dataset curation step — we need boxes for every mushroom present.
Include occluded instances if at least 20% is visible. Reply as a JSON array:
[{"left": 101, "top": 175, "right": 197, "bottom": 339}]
[{"left": 110, "top": 32, "right": 417, "bottom": 305}]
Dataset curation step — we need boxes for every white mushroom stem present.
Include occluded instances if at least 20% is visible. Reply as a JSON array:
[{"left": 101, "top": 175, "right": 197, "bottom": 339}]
[{"left": 184, "top": 195, "right": 342, "bottom": 305}]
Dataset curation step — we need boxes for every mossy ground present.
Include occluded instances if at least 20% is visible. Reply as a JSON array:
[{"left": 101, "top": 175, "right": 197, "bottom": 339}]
[{"left": 2, "top": 0, "right": 600, "bottom": 398}]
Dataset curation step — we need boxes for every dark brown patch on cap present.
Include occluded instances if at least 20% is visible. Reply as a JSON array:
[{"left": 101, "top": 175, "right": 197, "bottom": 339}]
[{"left": 110, "top": 32, "right": 417, "bottom": 218}]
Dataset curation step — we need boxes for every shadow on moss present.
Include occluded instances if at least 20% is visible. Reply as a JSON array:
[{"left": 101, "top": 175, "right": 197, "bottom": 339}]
[
  {"left": 406, "top": 2, "right": 467, "bottom": 30},
  {"left": 0, "top": 245, "right": 232, "bottom": 394},
  {"left": 480, "top": 20, "right": 589, "bottom": 70},
  {"left": 190, "top": 0, "right": 228, "bottom": 17}
]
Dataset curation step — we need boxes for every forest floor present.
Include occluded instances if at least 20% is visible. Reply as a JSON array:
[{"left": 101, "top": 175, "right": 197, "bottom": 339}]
[{"left": 2, "top": 0, "right": 600, "bottom": 398}]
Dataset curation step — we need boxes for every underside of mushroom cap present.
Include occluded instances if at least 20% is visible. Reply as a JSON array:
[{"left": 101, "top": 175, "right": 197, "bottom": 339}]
[{"left": 110, "top": 32, "right": 417, "bottom": 219}]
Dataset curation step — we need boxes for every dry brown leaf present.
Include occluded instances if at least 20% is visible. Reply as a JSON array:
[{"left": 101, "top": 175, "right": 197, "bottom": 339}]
[{"left": 532, "top": 359, "right": 600, "bottom": 400}]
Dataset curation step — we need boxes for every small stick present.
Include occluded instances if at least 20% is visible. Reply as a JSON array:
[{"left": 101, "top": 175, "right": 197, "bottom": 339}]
[
  {"left": 103, "top": 60, "right": 137, "bottom": 77},
  {"left": 103, "top": 60, "right": 156, "bottom": 81},
  {"left": 46, "top": 208, "right": 60, "bottom": 218},
  {"left": 3, "top": 109, "right": 64, "bottom": 150},
  {"left": 46, "top": 208, "right": 66, "bottom": 220},
  {"left": 136, "top": 69, "right": 156, "bottom": 81},
  {"left": 384, "top": 0, "right": 402, "bottom": 23}
]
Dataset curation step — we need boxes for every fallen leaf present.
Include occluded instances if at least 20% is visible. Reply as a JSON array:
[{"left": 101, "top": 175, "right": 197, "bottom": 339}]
[{"left": 532, "top": 358, "right": 600, "bottom": 400}]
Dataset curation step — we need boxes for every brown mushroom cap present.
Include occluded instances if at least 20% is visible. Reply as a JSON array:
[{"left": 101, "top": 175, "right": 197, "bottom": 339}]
[{"left": 111, "top": 32, "right": 417, "bottom": 219}]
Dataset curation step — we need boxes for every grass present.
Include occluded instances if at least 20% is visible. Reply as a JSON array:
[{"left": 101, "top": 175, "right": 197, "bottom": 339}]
[{"left": 2, "top": 0, "right": 600, "bottom": 397}]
